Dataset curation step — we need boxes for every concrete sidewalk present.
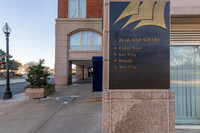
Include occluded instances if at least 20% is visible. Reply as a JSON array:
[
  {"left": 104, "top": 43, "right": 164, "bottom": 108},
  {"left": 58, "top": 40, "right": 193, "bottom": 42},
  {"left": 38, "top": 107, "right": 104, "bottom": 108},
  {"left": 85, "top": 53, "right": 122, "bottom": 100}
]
[
  {"left": 0, "top": 78, "right": 102, "bottom": 133},
  {"left": 0, "top": 78, "right": 199, "bottom": 133}
]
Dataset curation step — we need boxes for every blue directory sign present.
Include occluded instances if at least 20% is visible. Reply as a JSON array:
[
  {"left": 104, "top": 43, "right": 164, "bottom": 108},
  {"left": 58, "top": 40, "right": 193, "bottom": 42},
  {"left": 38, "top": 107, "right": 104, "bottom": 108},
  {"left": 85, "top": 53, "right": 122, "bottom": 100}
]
[{"left": 109, "top": 1, "right": 170, "bottom": 89}]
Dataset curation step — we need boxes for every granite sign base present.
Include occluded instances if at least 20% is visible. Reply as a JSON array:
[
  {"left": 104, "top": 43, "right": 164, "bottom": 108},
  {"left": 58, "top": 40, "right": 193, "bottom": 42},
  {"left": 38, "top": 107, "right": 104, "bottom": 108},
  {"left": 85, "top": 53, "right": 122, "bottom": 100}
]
[{"left": 102, "top": 90, "right": 175, "bottom": 133}]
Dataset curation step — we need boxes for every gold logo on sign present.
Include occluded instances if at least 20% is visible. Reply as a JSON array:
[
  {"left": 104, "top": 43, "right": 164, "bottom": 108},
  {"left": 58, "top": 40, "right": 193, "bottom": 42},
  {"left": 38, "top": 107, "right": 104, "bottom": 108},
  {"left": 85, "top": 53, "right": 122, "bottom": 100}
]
[{"left": 114, "top": 1, "right": 167, "bottom": 30}]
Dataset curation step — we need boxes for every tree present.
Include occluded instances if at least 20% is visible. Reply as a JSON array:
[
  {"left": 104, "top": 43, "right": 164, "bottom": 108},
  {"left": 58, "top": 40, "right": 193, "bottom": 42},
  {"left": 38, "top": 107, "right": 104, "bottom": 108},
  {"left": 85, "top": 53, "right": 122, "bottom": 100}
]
[
  {"left": 0, "top": 49, "right": 7, "bottom": 70},
  {"left": 10, "top": 60, "right": 22, "bottom": 73},
  {"left": 24, "top": 61, "right": 38, "bottom": 73},
  {"left": 0, "top": 49, "right": 21, "bottom": 74},
  {"left": 0, "top": 49, "right": 13, "bottom": 61},
  {"left": 25, "top": 59, "right": 50, "bottom": 88}
]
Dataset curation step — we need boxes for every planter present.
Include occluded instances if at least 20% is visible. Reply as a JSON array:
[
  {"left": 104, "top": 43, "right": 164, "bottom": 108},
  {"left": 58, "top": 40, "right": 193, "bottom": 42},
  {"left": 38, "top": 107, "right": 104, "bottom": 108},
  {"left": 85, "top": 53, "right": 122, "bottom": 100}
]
[{"left": 25, "top": 85, "right": 55, "bottom": 100}]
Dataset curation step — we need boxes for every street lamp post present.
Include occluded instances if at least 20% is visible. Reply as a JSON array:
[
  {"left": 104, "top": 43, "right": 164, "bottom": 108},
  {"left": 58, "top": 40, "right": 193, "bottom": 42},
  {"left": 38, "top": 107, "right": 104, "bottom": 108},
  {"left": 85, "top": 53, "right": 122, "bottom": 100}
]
[{"left": 2, "top": 23, "right": 12, "bottom": 100}]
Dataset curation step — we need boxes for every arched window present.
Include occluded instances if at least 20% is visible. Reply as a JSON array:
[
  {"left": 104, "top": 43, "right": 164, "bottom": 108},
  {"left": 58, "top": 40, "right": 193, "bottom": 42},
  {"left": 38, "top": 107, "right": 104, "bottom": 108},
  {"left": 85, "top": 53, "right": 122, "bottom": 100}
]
[{"left": 70, "top": 31, "right": 102, "bottom": 50}]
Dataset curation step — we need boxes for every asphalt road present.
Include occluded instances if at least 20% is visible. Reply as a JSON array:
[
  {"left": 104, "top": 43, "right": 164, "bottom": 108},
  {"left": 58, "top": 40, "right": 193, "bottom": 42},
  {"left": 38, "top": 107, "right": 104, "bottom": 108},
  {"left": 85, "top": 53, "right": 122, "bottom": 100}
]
[{"left": 0, "top": 78, "right": 54, "bottom": 99}]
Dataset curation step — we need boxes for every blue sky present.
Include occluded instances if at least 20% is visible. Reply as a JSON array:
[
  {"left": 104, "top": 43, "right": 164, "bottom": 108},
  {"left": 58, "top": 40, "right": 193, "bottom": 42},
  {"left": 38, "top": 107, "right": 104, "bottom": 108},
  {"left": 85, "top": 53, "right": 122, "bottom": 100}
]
[{"left": 0, "top": 0, "right": 57, "bottom": 68}]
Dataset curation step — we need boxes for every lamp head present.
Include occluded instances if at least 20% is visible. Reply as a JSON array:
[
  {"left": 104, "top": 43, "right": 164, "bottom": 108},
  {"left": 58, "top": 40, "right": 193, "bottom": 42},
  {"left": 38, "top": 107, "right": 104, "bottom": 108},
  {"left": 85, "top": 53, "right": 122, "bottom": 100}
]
[{"left": 2, "top": 23, "right": 11, "bottom": 34}]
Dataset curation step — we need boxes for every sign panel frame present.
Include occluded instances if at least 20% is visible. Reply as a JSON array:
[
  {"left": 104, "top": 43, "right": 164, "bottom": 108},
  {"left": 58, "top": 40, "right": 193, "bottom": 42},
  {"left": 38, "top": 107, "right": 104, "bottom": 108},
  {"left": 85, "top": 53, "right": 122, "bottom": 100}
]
[{"left": 109, "top": 1, "right": 170, "bottom": 89}]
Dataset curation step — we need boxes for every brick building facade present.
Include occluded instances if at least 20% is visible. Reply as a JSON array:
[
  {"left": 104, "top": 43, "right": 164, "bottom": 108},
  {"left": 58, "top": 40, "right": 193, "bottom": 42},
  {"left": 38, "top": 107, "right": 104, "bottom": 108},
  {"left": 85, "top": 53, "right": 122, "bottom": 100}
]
[
  {"left": 55, "top": 0, "right": 103, "bottom": 86},
  {"left": 58, "top": 0, "right": 103, "bottom": 18}
]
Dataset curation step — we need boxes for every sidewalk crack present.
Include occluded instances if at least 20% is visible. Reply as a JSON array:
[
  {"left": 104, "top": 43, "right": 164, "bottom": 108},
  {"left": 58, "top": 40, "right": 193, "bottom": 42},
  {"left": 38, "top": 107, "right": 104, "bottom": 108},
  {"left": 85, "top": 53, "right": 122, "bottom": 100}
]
[{"left": 33, "top": 104, "right": 65, "bottom": 133}]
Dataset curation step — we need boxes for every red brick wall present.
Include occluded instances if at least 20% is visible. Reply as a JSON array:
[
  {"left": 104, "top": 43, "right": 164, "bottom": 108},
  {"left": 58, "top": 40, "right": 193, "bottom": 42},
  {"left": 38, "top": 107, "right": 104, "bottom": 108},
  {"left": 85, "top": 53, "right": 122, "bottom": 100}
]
[
  {"left": 58, "top": 0, "right": 103, "bottom": 18},
  {"left": 58, "top": 0, "right": 68, "bottom": 18},
  {"left": 87, "top": 0, "right": 103, "bottom": 18}
]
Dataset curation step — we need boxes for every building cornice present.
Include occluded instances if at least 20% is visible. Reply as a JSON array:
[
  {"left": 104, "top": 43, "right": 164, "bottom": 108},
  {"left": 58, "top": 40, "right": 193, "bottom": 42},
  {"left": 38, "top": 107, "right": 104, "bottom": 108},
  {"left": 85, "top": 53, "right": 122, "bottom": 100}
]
[{"left": 56, "top": 18, "right": 102, "bottom": 23}]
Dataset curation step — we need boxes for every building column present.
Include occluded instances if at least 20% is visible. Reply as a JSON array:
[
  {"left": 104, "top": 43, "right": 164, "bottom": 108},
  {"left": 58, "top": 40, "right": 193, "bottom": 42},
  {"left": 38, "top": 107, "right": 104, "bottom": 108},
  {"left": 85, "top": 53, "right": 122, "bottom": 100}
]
[
  {"left": 55, "top": 60, "right": 72, "bottom": 86},
  {"left": 76, "top": 65, "right": 84, "bottom": 80},
  {"left": 54, "top": 22, "right": 72, "bottom": 86},
  {"left": 84, "top": 67, "right": 89, "bottom": 78}
]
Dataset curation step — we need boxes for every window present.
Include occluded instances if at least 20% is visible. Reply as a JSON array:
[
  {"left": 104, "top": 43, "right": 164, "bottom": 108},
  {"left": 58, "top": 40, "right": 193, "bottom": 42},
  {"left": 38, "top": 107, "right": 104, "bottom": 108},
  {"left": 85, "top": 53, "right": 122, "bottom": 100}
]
[
  {"left": 170, "top": 24, "right": 200, "bottom": 125},
  {"left": 171, "top": 46, "right": 200, "bottom": 124},
  {"left": 68, "top": 0, "right": 86, "bottom": 18},
  {"left": 70, "top": 31, "right": 102, "bottom": 50}
]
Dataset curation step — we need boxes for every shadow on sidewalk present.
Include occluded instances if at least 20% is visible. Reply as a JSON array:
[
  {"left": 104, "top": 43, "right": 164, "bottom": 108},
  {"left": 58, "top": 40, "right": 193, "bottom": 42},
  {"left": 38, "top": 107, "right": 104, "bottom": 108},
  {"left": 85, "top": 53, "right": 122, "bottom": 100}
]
[{"left": 72, "top": 77, "right": 93, "bottom": 84}]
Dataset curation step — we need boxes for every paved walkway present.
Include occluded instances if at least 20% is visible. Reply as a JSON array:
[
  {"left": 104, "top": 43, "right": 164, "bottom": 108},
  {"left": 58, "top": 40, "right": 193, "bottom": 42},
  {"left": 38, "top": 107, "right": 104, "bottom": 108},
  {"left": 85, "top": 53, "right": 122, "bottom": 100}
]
[{"left": 0, "top": 78, "right": 102, "bottom": 133}]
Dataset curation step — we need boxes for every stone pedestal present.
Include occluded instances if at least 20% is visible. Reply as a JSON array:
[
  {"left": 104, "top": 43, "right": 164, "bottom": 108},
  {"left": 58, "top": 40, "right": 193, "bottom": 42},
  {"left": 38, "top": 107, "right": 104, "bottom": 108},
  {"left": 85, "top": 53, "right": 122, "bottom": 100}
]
[
  {"left": 103, "top": 90, "right": 175, "bottom": 133},
  {"left": 102, "top": 0, "right": 174, "bottom": 132}
]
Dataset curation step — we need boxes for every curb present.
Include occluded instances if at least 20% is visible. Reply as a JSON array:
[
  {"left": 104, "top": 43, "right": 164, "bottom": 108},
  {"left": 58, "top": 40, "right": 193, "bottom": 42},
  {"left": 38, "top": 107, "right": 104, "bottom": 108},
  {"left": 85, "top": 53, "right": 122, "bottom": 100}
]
[
  {"left": 0, "top": 81, "right": 27, "bottom": 86},
  {"left": 0, "top": 93, "right": 25, "bottom": 103}
]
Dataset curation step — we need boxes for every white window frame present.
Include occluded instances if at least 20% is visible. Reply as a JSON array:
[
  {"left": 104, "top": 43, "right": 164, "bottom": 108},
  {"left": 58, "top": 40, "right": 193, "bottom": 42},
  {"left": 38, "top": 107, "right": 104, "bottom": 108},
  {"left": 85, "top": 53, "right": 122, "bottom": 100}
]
[
  {"left": 68, "top": 0, "right": 86, "bottom": 18},
  {"left": 70, "top": 31, "right": 102, "bottom": 50}
]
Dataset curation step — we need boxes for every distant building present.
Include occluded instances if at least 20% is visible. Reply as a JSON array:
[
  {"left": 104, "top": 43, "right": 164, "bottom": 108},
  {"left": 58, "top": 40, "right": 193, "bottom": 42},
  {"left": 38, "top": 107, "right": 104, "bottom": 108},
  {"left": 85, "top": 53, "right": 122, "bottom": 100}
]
[
  {"left": 49, "top": 69, "right": 55, "bottom": 75},
  {"left": 55, "top": 0, "right": 200, "bottom": 126}
]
